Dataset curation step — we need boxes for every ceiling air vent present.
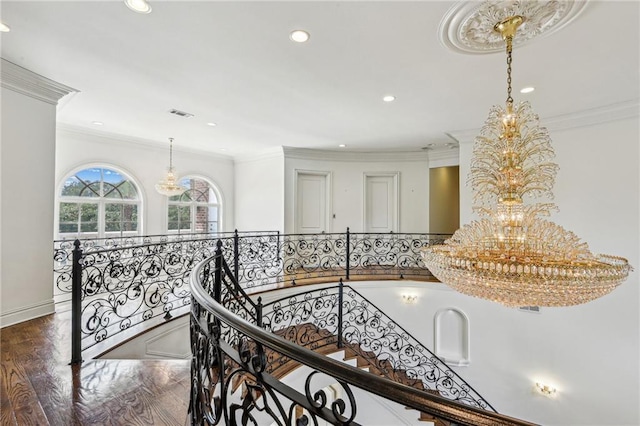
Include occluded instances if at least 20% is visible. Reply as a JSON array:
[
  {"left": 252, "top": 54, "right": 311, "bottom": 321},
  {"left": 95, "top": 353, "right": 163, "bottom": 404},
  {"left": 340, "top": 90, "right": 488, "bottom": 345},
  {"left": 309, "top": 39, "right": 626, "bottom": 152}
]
[
  {"left": 518, "top": 306, "right": 541, "bottom": 313},
  {"left": 168, "top": 109, "right": 194, "bottom": 118}
]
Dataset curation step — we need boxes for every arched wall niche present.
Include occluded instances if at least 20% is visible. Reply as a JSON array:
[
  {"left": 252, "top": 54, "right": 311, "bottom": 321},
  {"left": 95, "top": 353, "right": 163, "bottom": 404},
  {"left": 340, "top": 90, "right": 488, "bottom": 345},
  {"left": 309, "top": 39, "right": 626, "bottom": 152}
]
[{"left": 434, "top": 307, "right": 470, "bottom": 366}]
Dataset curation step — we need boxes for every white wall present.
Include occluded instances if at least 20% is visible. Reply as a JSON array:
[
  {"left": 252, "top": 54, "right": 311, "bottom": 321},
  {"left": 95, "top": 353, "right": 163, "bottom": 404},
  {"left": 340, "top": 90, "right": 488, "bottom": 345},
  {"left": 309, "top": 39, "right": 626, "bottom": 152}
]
[
  {"left": 234, "top": 147, "right": 285, "bottom": 232},
  {"left": 283, "top": 148, "right": 430, "bottom": 234},
  {"left": 100, "top": 315, "right": 190, "bottom": 360},
  {"left": 55, "top": 127, "right": 236, "bottom": 235},
  {"left": 425, "top": 113, "right": 639, "bottom": 425},
  {"left": 1, "top": 87, "right": 59, "bottom": 326}
]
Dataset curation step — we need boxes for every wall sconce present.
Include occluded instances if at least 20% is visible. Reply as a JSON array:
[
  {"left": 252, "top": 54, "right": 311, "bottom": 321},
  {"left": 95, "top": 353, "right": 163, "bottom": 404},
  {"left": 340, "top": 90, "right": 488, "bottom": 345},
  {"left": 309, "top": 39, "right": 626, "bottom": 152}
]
[
  {"left": 402, "top": 294, "right": 418, "bottom": 304},
  {"left": 535, "top": 382, "right": 557, "bottom": 397}
]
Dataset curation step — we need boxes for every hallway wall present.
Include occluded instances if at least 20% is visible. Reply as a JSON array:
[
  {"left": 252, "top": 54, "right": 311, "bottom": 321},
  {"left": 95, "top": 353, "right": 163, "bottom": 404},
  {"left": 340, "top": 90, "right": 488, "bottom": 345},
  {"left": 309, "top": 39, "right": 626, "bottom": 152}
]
[{"left": 55, "top": 126, "right": 236, "bottom": 236}]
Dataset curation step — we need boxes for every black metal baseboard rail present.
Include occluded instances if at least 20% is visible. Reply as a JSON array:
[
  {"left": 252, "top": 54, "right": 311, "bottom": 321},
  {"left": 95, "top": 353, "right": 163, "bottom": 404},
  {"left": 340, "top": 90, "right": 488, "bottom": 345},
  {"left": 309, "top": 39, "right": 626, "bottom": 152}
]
[{"left": 189, "top": 248, "right": 538, "bottom": 426}]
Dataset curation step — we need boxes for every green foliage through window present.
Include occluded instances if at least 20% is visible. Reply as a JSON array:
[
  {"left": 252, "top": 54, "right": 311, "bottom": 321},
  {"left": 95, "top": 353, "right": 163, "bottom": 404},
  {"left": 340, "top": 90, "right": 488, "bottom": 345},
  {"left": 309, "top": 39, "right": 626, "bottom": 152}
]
[{"left": 59, "top": 167, "right": 140, "bottom": 236}]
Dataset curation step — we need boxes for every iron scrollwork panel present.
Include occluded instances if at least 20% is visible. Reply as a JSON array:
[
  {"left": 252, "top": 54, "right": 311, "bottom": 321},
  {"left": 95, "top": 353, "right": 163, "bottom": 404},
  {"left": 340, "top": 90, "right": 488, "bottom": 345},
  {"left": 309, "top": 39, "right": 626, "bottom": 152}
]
[{"left": 190, "top": 304, "right": 361, "bottom": 426}]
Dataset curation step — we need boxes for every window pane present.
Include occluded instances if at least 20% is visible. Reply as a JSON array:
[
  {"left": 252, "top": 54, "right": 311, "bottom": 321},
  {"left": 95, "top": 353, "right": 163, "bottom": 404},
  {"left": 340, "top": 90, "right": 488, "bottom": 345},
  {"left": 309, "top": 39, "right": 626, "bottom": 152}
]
[
  {"left": 118, "top": 181, "right": 138, "bottom": 200},
  {"left": 104, "top": 180, "right": 138, "bottom": 200},
  {"left": 195, "top": 206, "right": 218, "bottom": 233},
  {"left": 192, "top": 179, "right": 210, "bottom": 202},
  {"left": 123, "top": 204, "right": 138, "bottom": 231},
  {"left": 168, "top": 205, "right": 180, "bottom": 230},
  {"left": 102, "top": 169, "right": 124, "bottom": 185},
  {"left": 105, "top": 204, "right": 122, "bottom": 231},
  {"left": 61, "top": 177, "right": 84, "bottom": 196},
  {"left": 80, "top": 204, "right": 98, "bottom": 232},
  {"left": 105, "top": 204, "right": 138, "bottom": 232},
  {"left": 168, "top": 205, "right": 191, "bottom": 230},
  {"left": 82, "top": 182, "right": 101, "bottom": 198},
  {"left": 59, "top": 203, "right": 79, "bottom": 233},
  {"left": 75, "top": 169, "right": 101, "bottom": 197},
  {"left": 195, "top": 206, "right": 208, "bottom": 232}
]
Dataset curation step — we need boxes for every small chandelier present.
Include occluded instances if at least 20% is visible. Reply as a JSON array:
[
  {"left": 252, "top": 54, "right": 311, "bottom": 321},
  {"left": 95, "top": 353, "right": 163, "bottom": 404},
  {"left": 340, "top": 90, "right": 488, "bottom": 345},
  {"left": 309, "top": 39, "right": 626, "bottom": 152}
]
[
  {"left": 422, "top": 16, "right": 631, "bottom": 307},
  {"left": 155, "top": 137, "right": 188, "bottom": 197}
]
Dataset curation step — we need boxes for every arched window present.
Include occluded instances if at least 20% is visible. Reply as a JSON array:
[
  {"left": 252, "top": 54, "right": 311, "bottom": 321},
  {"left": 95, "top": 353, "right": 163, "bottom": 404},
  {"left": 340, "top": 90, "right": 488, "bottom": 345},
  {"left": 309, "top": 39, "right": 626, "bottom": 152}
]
[
  {"left": 58, "top": 166, "right": 141, "bottom": 238},
  {"left": 168, "top": 177, "right": 221, "bottom": 233}
]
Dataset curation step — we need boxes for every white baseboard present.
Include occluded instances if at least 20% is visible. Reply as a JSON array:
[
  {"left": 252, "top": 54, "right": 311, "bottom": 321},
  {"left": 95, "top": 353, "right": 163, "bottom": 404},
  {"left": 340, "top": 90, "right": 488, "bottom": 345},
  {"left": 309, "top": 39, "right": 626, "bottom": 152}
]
[{"left": 0, "top": 299, "right": 55, "bottom": 328}]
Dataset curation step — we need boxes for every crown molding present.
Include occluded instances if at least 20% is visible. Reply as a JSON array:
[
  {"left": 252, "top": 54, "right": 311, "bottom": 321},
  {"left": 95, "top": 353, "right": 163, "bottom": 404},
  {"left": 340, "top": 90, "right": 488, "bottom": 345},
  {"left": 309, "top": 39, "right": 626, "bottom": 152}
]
[
  {"left": 56, "top": 123, "right": 234, "bottom": 163},
  {"left": 282, "top": 146, "right": 429, "bottom": 163},
  {"left": 447, "top": 99, "right": 640, "bottom": 143},
  {"left": 428, "top": 147, "right": 460, "bottom": 168},
  {"left": 543, "top": 99, "right": 639, "bottom": 132},
  {"left": 0, "top": 58, "right": 77, "bottom": 105}
]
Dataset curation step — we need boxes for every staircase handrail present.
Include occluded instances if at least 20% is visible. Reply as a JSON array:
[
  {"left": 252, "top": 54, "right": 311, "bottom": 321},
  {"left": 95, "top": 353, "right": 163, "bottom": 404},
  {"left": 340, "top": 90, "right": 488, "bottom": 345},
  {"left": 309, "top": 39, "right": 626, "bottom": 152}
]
[
  {"left": 261, "top": 283, "right": 496, "bottom": 412},
  {"left": 190, "top": 251, "right": 537, "bottom": 426}
]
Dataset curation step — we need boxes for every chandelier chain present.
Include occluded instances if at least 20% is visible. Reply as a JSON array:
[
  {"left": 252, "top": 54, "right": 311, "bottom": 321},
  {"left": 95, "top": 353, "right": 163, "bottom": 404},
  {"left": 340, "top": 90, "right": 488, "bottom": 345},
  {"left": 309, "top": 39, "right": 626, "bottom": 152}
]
[
  {"left": 169, "top": 137, "right": 174, "bottom": 170},
  {"left": 506, "top": 36, "right": 513, "bottom": 105}
]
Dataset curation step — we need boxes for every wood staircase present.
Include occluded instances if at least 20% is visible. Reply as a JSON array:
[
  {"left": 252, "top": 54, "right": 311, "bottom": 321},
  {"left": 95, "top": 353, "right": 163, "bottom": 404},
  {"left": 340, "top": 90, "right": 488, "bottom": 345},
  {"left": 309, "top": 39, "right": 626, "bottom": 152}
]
[{"left": 226, "top": 323, "right": 452, "bottom": 424}]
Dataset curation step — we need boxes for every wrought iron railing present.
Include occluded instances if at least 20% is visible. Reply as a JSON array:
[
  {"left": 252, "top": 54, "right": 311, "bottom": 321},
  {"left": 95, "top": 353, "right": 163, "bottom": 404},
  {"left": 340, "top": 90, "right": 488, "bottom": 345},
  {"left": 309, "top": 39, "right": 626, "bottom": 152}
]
[
  {"left": 261, "top": 283, "right": 494, "bottom": 410},
  {"left": 189, "top": 244, "right": 537, "bottom": 426},
  {"left": 61, "top": 229, "right": 446, "bottom": 362},
  {"left": 53, "top": 230, "right": 276, "bottom": 305}
]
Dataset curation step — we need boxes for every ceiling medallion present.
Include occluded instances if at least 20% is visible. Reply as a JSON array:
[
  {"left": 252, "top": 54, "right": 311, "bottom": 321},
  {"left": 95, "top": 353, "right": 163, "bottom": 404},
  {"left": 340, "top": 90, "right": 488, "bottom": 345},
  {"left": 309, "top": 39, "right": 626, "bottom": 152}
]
[{"left": 439, "top": 1, "right": 589, "bottom": 54}]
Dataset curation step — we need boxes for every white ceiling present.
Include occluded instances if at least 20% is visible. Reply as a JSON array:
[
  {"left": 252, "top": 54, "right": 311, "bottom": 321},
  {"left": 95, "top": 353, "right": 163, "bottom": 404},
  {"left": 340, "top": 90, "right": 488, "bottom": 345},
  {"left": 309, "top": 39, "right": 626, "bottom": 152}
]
[{"left": 1, "top": 1, "right": 638, "bottom": 157}]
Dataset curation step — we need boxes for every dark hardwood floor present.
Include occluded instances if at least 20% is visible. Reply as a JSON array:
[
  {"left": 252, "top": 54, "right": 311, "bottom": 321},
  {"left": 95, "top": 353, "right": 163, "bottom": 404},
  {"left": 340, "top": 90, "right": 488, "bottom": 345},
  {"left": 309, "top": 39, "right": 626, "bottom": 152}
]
[{"left": 0, "top": 313, "right": 190, "bottom": 425}]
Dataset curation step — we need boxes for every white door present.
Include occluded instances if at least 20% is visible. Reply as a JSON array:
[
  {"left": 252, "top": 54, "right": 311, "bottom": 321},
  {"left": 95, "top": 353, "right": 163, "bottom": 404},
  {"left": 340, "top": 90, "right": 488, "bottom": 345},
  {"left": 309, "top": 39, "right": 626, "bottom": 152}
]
[
  {"left": 364, "top": 173, "right": 398, "bottom": 233},
  {"left": 295, "top": 172, "right": 330, "bottom": 234}
]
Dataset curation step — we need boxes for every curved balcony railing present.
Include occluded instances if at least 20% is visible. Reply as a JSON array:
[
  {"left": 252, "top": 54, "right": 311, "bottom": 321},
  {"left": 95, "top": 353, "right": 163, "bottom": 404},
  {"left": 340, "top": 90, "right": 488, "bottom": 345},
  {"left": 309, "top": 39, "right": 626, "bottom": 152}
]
[
  {"left": 189, "top": 243, "right": 537, "bottom": 426},
  {"left": 58, "top": 229, "right": 447, "bottom": 360},
  {"left": 261, "top": 284, "right": 494, "bottom": 410}
]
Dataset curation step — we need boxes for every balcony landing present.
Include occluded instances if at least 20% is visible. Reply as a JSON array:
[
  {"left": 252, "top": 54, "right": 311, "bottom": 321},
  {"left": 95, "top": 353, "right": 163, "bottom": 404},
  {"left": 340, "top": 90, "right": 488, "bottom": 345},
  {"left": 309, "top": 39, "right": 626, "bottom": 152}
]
[{"left": 0, "top": 313, "right": 190, "bottom": 425}]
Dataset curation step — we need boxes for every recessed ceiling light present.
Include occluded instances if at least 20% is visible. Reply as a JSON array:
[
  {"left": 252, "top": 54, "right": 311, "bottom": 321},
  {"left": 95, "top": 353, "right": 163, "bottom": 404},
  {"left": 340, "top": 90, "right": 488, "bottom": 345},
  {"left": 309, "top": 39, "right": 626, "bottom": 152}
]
[
  {"left": 520, "top": 86, "right": 535, "bottom": 94},
  {"left": 290, "top": 30, "right": 310, "bottom": 43},
  {"left": 220, "top": 148, "right": 227, "bottom": 152},
  {"left": 0, "top": 22, "right": 10, "bottom": 33},
  {"left": 92, "top": 121, "right": 104, "bottom": 126},
  {"left": 124, "top": 0, "right": 152, "bottom": 14},
  {"left": 338, "top": 144, "right": 346, "bottom": 148},
  {"left": 383, "top": 95, "right": 396, "bottom": 102},
  {"left": 206, "top": 122, "right": 217, "bottom": 127}
]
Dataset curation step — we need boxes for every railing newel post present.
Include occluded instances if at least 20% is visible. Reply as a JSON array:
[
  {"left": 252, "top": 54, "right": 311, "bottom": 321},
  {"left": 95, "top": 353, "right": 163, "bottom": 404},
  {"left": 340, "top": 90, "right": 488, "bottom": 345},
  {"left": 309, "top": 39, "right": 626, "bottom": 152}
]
[
  {"left": 256, "top": 296, "right": 263, "bottom": 328},
  {"left": 70, "top": 239, "right": 83, "bottom": 365},
  {"left": 338, "top": 278, "right": 344, "bottom": 348},
  {"left": 215, "top": 239, "right": 223, "bottom": 303},
  {"left": 233, "top": 229, "right": 240, "bottom": 283},
  {"left": 346, "top": 227, "right": 350, "bottom": 280}
]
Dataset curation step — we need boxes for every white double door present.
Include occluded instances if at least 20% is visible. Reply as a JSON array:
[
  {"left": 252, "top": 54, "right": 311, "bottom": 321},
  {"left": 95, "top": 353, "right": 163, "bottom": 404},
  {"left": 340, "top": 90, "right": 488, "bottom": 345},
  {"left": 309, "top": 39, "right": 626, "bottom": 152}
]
[{"left": 294, "top": 171, "right": 398, "bottom": 234}]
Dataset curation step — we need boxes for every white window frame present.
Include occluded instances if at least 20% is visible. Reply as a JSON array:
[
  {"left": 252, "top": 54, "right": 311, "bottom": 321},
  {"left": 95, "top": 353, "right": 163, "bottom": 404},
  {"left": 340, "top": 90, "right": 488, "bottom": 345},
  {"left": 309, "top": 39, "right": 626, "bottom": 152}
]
[
  {"left": 56, "top": 165, "right": 143, "bottom": 240},
  {"left": 166, "top": 175, "right": 222, "bottom": 235}
]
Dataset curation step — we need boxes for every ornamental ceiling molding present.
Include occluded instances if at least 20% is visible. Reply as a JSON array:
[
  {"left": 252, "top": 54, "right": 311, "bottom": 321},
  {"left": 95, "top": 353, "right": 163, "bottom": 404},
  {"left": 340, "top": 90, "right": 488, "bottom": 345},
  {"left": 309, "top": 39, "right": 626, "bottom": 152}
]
[
  {"left": 282, "top": 146, "right": 429, "bottom": 163},
  {"left": 439, "top": 0, "right": 590, "bottom": 54},
  {"left": 0, "top": 59, "right": 77, "bottom": 105},
  {"left": 446, "top": 99, "right": 640, "bottom": 144},
  {"left": 56, "top": 123, "right": 234, "bottom": 163}
]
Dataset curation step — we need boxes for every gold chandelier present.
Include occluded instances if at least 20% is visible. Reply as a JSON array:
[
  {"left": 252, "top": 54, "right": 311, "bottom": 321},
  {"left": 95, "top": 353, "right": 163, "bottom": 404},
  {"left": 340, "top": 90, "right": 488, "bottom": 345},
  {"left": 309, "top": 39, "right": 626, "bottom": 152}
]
[
  {"left": 155, "top": 137, "right": 188, "bottom": 197},
  {"left": 421, "top": 16, "right": 631, "bottom": 307}
]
